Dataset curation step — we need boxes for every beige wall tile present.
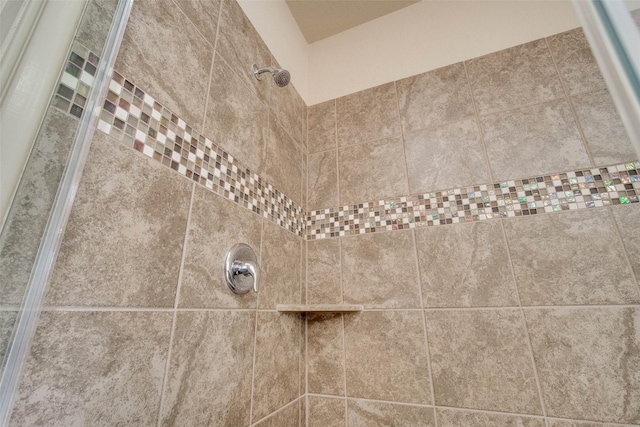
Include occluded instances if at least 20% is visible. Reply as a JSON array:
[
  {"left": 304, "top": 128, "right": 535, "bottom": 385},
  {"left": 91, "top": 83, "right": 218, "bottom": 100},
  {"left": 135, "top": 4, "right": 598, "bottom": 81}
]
[
  {"left": 336, "top": 83, "right": 401, "bottom": 147},
  {"left": 436, "top": 408, "right": 545, "bottom": 426},
  {"left": 10, "top": 311, "right": 171, "bottom": 426},
  {"left": 397, "top": 63, "right": 474, "bottom": 134},
  {"left": 404, "top": 118, "right": 490, "bottom": 193},
  {"left": 46, "top": 133, "right": 191, "bottom": 307},
  {"left": 0, "top": 311, "right": 17, "bottom": 363},
  {"left": 254, "top": 399, "right": 300, "bottom": 427},
  {"left": 466, "top": 39, "right": 564, "bottom": 115},
  {"left": 172, "top": 0, "right": 222, "bottom": 45},
  {"left": 308, "top": 150, "right": 339, "bottom": 210},
  {"left": 264, "top": 119, "right": 302, "bottom": 205},
  {"left": 341, "top": 231, "right": 421, "bottom": 308},
  {"left": 504, "top": 209, "right": 639, "bottom": 306},
  {"left": 252, "top": 312, "right": 300, "bottom": 421},
  {"left": 75, "top": 0, "right": 119, "bottom": 54},
  {"left": 525, "top": 307, "right": 640, "bottom": 423},
  {"left": 425, "top": 309, "right": 542, "bottom": 414},
  {"left": 339, "top": 136, "right": 408, "bottom": 206},
  {"left": 415, "top": 221, "right": 519, "bottom": 308},
  {"left": 179, "top": 185, "right": 261, "bottom": 309},
  {"left": 547, "top": 420, "right": 622, "bottom": 427},
  {"left": 547, "top": 28, "right": 605, "bottom": 96},
  {"left": 308, "top": 100, "right": 336, "bottom": 154},
  {"left": 307, "top": 314, "right": 345, "bottom": 395},
  {"left": 572, "top": 89, "right": 636, "bottom": 166},
  {"left": 115, "top": 0, "right": 212, "bottom": 129},
  {"left": 270, "top": 67, "right": 305, "bottom": 145},
  {"left": 481, "top": 99, "right": 591, "bottom": 181},
  {"left": 348, "top": 399, "right": 435, "bottom": 426},
  {"left": 612, "top": 204, "right": 640, "bottom": 283},
  {"left": 159, "top": 311, "right": 254, "bottom": 426},
  {"left": 307, "top": 238, "right": 342, "bottom": 304},
  {"left": 344, "top": 311, "right": 432, "bottom": 404},
  {"left": 302, "top": 149, "right": 308, "bottom": 211},
  {"left": 309, "top": 395, "right": 345, "bottom": 427}
]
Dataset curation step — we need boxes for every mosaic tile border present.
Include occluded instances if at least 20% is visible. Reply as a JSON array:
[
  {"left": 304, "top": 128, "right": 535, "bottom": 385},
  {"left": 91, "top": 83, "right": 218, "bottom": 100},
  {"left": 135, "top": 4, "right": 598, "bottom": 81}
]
[
  {"left": 52, "top": 42, "right": 99, "bottom": 119},
  {"left": 307, "top": 162, "right": 640, "bottom": 239},
  {"left": 96, "top": 71, "right": 305, "bottom": 237}
]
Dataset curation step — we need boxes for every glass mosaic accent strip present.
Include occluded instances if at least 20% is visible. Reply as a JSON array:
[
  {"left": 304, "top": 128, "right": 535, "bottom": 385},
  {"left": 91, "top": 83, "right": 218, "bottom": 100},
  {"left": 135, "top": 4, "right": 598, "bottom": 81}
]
[
  {"left": 52, "top": 42, "right": 99, "bottom": 119},
  {"left": 307, "top": 163, "right": 640, "bottom": 239},
  {"left": 97, "top": 72, "right": 305, "bottom": 237}
]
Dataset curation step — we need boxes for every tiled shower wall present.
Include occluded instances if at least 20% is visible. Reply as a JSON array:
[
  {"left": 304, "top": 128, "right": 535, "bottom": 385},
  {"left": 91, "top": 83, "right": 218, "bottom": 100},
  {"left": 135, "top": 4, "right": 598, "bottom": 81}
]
[
  {"left": 305, "top": 14, "right": 640, "bottom": 427},
  {"left": 9, "top": 0, "right": 306, "bottom": 425}
]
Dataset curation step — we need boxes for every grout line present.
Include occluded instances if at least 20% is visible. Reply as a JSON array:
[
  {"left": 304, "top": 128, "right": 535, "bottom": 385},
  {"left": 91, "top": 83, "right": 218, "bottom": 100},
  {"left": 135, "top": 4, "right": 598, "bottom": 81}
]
[
  {"left": 249, "top": 217, "right": 266, "bottom": 424},
  {"left": 341, "top": 313, "right": 348, "bottom": 425},
  {"left": 606, "top": 205, "right": 640, "bottom": 296},
  {"left": 156, "top": 181, "right": 196, "bottom": 427},
  {"left": 393, "top": 81, "right": 414, "bottom": 196},
  {"left": 199, "top": 0, "right": 224, "bottom": 132},
  {"left": 334, "top": 98, "right": 342, "bottom": 209},
  {"left": 249, "top": 395, "right": 302, "bottom": 426},
  {"left": 169, "top": 0, "right": 216, "bottom": 51}
]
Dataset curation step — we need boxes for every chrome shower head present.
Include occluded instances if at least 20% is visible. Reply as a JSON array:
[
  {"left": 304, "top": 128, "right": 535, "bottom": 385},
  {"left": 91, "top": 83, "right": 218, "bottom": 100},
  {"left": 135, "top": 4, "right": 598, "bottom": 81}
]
[{"left": 252, "top": 64, "right": 291, "bottom": 87}]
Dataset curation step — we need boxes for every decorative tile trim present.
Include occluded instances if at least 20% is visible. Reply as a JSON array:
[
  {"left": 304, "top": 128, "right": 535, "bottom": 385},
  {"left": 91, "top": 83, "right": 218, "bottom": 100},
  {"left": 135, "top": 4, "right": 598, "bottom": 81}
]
[
  {"left": 52, "top": 42, "right": 99, "bottom": 119},
  {"left": 307, "top": 162, "right": 640, "bottom": 239},
  {"left": 96, "top": 71, "right": 305, "bottom": 237}
]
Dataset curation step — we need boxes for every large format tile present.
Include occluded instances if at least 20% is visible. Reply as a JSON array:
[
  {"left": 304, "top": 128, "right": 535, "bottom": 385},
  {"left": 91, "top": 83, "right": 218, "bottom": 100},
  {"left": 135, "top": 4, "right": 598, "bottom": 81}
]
[
  {"left": 204, "top": 55, "right": 268, "bottom": 174},
  {"left": 572, "top": 89, "right": 636, "bottom": 166},
  {"left": 308, "top": 100, "right": 336, "bottom": 154},
  {"left": 612, "top": 204, "right": 640, "bottom": 282},
  {"left": 415, "top": 221, "right": 519, "bottom": 308},
  {"left": 339, "top": 136, "right": 408, "bottom": 206},
  {"left": 425, "top": 309, "right": 542, "bottom": 414},
  {"left": 547, "top": 28, "right": 605, "bottom": 95},
  {"left": 404, "top": 118, "right": 490, "bottom": 193},
  {"left": 46, "top": 133, "right": 191, "bottom": 307},
  {"left": 336, "top": 83, "right": 401, "bottom": 147},
  {"left": 481, "top": 99, "right": 590, "bottom": 181},
  {"left": 254, "top": 399, "right": 300, "bottom": 427},
  {"left": 259, "top": 221, "right": 302, "bottom": 309},
  {"left": 172, "top": 0, "right": 222, "bottom": 46},
  {"left": 397, "top": 63, "right": 474, "bottom": 134},
  {"left": 159, "top": 311, "right": 254, "bottom": 426},
  {"left": 308, "top": 149, "right": 339, "bottom": 210},
  {"left": 466, "top": 39, "right": 564, "bottom": 115},
  {"left": 10, "top": 311, "right": 171, "bottom": 426},
  {"left": 525, "top": 307, "right": 640, "bottom": 423},
  {"left": 344, "top": 311, "right": 432, "bottom": 404},
  {"left": 252, "top": 312, "right": 300, "bottom": 422},
  {"left": 348, "top": 399, "right": 436, "bottom": 427},
  {"left": 179, "top": 185, "right": 261, "bottom": 308},
  {"left": 307, "top": 314, "right": 345, "bottom": 395},
  {"left": 547, "top": 421, "right": 625, "bottom": 427},
  {"left": 115, "top": 0, "right": 212, "bottom": 129},
  {"left": 341, "top": 231, "right": 421, "bottom": 308},
  {"left": 309, "top": 396, "right": 345, "bottom": 427},
  {"left": 504, "top": 209, "right": 639, "bottom": 306},
  {"left": 436, "top": 409, "right": 545, "bottom": 427},
  {"left": 264, "top": 119, "right": 302, "bottom": 205},
  {"left": 270, "top": 63, "right": 305, "bottom": 145},
  {"left": 307, "top": 238, "right": 342, "bottom": 304},
  {"left": 76, "top": 0, "right": 119, "bottom": 54},
  {"left": 0, "top": 311, "right": 17, "bottom": 363}
]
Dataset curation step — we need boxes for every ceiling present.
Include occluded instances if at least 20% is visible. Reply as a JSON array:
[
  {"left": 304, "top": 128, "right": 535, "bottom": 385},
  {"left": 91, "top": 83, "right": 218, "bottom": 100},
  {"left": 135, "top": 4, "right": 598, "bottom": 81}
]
[{"left": 285, "top": 0, "right": 420, "bottom": 43}]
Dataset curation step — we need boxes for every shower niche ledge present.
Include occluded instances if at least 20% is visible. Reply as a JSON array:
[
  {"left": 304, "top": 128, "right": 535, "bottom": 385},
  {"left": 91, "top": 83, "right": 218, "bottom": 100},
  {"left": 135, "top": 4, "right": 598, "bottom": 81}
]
[{"left": 276, "top": 304, "right": 363, "bottom": 314}]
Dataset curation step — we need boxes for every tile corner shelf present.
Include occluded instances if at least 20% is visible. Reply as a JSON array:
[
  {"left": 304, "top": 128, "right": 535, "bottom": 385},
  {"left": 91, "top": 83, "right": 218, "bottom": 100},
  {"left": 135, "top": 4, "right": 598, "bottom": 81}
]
[{"left": 276, "top": 304, "right": 364, "bottom": 313}]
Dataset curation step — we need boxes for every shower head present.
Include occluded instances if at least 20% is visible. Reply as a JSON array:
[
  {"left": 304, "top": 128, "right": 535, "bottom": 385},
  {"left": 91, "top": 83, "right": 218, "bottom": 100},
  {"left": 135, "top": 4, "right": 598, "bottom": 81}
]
[{"left": 252, "top": 64, "right": 291, "bottom": 87}]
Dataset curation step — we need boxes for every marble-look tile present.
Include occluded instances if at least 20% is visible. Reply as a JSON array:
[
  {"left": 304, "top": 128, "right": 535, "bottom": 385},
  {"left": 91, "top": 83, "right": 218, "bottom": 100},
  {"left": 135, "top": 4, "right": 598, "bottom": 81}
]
[
  {"left": 466, "top": 39, "right": 564, "bottom": 115},
  {"left": 308, "top": 149, "right": 339, "bottom": 210},
  {"left": 404, "top": 118, "right": 490, "bottom": 193},
  {"left": 612, "top": 204, "right": 640, "bottom": 283},
  {"left": 525, "top": 307, "right": 640, "bottom": 423},
  {"left": 309, "top": 396, "right": 345, "bottom": 427},
  {"left": 264, "top": 119, "right": 302, "bottom": 205},
  {"left": 481, "top": 99, "right": 590, "bottom": 181},
  {"left": 179, "top": 185, "right": 261, "bottom": 309},
  {"left": 307, "top": 314, "right": 345, "bottom": 395},
  {"left": 75, "top": 0, "right": 118, "bottom": 54},
  {"left": 10, "top": 311, "right": 171, "bottom": 426},
  {"left": 46, "top": 133, "right": 191, "bottom": 307},
  {"left": 308, "top": 100, "right": 336, "bottom": 154},
  {"left": 270, "top": 62, "right": 305, "bottom": 145},
  {"left": 547, "top": 28, "right": 606, "bottom": 95},
  {"left": 572, "top": 89, "right": 636, "bottom": 166},
  {"left": 299, "top": 312, "right": 306, "bottom": 395},
  {"left": 336, "top": 83, "right": 401, "bottom": 147},
  {"left": 204, "top": 55, "right": 268, "bottom": 174},
  {"left": 504, "top": 209, "right": 639, "bottom": 306},
  {"left": 425, "top": 309, "right": 542, "bottom": 414},
  {"left": 436, "top": 409, "right": 545, "bottom": 426},
  {"left": 339, "top": 136, "right": 408, "bottom": 206},
  {"left": 344, "top": 311, "right": 432, "bottom": 404},
  {"left": 254, "top": 399, "right": 300, "bottom": 427},
  {"left": 160, "top": 311, "right": 254, "bottom": 426},
  {"left": 307, "top": 238, "right": 342, "bottom": 304},
  {"left": 252, "top": 312, "right": 300, "bottom": 422},
  {"left": 341, "top": 231, "right": 421, "bottom": 308},
  {"left": 0, "top": 311, "right": 17, "bottom": 363},
  {"left": 0, "top": 109, "right": 77, "bottom": 305},
  {"left": 173, "top": 0, "right": 222, "bottom": 45},
  {"left": 259, "top": 220, "right": 302, "bottom": 309},
  {"left": 547, "top": 420, "right": 624, "bottom": 427},
  {"left": 115, "top": 0, "right": 212, "bottom": 129},
  {"left": 415, "top": 221, "right": 518, "bottom": 308},
  {"left": 348, "top": 399, "right": 436, "bottom": 427},
  {"left": 216, "top": 0, "right": 271, "bottom": 103},
  {"left": 397, "top": 63, "right": 474, "bottom": 134},
  {"left": 300, "top": 396, "right": 306, "bottom": 427},
  {"left": 302, "top": 150, "right": 308, "bottom": 211}
]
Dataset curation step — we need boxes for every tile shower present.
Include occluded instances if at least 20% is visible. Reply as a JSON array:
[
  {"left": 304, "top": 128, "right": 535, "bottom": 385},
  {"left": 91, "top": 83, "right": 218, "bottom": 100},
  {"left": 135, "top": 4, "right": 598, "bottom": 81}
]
[{"left": 2, "top": 0, "right": 639, "bottom": 426}]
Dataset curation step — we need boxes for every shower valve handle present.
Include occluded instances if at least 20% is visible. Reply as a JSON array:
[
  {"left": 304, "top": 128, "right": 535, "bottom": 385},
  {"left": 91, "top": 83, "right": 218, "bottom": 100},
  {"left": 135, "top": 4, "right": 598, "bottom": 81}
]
[{"left": 224, "top": 243, "right": 260, "bottom": 295}]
